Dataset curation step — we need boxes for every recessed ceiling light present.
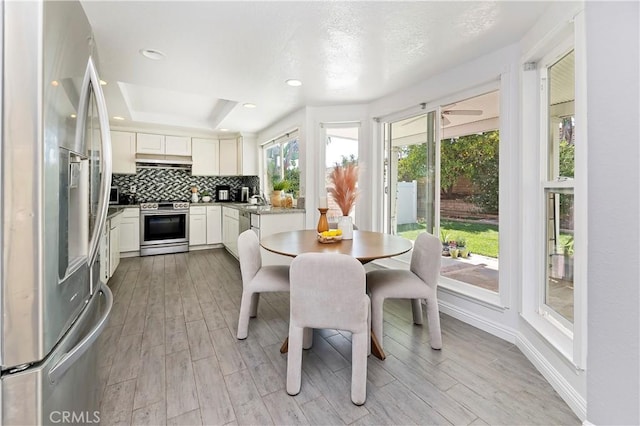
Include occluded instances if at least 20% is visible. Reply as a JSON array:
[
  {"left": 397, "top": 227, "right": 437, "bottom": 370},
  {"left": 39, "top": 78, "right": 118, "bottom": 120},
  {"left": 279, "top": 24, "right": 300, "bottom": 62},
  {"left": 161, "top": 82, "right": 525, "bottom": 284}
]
[
  {"left": 51, "top": 80, "right": 59, "bottom": 87},
  {"left": 139, "top": 49, "right": 166, "bottom": 60},
  {"left": 70, "top": 114, "right": 77, "bottom": 118},
  {"left": 100, "top": 80, "right": 107, "bottom": 86},
  {"left": 286, "top": 79, "right": 302, "bottom": 87},
  {"left": 243, "top": 103, "right": 256, "bottom": 109},
  {"left": 112, "top": 116, "right": 125, "bottom": 121},
  {"left": 219, "top": 128, "right": 229, "bottom": 132}
]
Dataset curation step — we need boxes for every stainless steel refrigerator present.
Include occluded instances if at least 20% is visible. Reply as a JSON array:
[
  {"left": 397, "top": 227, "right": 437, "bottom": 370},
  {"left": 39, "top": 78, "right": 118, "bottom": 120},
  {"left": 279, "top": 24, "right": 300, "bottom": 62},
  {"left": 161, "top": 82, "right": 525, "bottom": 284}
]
[{"left": 1, "top": 1, "right": 114, "bottom": 424}]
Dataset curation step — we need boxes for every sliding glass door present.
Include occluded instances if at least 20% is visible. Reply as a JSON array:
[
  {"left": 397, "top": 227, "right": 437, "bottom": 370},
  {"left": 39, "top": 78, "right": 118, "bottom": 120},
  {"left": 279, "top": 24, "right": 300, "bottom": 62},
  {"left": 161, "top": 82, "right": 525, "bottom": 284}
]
[
  {"left": 383, "top": 90, "right": 501, "bottom": 295},
  {"left": 383, "top": 111, "right": 437, "bottom": 239}
]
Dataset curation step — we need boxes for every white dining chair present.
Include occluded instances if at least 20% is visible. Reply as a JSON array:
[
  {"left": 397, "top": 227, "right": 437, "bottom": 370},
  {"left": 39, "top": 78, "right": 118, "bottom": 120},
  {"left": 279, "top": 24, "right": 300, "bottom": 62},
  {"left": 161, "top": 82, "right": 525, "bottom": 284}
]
[
  {"left": 236, "top": 229, "right": 290, "bottom": 340},
  {"left": 366, "top": 232, "right": 442, "bottom": 350},
  {"left": 287, "top": 252, "right": 370, "bottom": 405}
]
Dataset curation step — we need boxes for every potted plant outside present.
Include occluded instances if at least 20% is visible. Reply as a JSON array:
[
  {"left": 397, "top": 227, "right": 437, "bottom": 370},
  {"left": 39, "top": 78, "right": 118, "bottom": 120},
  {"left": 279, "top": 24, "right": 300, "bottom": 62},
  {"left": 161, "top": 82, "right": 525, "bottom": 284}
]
[
  {"left": 456, "top": 237, "right": 469, "bottom": 258},
  {"left": 441, "top": 230, "right": 451, "bottom": 256},
  {"left": 563, "top": 236, "right": 574, "bottom": 281}
]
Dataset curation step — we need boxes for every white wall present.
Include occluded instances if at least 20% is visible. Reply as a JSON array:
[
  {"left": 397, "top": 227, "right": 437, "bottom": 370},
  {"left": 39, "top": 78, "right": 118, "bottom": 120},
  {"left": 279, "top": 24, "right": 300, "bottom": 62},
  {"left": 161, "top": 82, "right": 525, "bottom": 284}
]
[
  {"left": 258, "top": 105, "right": 372, "bottom": 229},
  {"left": 253, "top": 4, "right": 640, "bottom": 421},
  {"left": 585, "top": 2, "right": 640, "bottom": 424}
]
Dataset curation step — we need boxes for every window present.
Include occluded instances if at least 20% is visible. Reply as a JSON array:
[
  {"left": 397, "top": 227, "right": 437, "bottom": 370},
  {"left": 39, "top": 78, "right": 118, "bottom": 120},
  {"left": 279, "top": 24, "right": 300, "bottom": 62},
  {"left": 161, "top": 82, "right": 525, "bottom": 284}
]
[
  {"left": 383, "top": 90, "right": 501, "bottom": 297},
  {"left": 521, "top": 21, "right": 586, "bottom": 367},
  {"left": 262, "top": 132, "right": 300, "bottom": 197},
  {"left": 323, "top": 125, "right": 359, "bottom": 222},
  {"left": 541, "top": 50, "right": 576, "bottom": 329}
]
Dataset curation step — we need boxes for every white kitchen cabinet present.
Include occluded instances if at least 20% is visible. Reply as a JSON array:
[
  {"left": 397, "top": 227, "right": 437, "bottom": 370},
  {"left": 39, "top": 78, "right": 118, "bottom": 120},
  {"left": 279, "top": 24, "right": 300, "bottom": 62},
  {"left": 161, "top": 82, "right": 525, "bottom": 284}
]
[
  {"left": 137, "top": 133, "right": 192, "bottom": 156},
  {"left": 165, "top": 135, "right": 191, "bottom": 156},
  {"left": 219, "top": 139, "right": 238, "bottom": 175},
  {"left": 222, "top": 207, "right": 239, "bottom": 258},
  {"left": 238, "top": 134, "right": 258, "bottom": 176},
  {"left": 206, "top": 206, "right": 222, "bottom": 244},
  {"left": 189, "top": 206, "right": 207, "bottom": 246},
  {"left": 100, "top": 218, "right": 110, "bottom": 283},
  {"left": 111, "top": 131, "right": 136, "bottom": 174},
  {"left": 136, "top": 133, "right": 165, "bottom": 154},
  {"left": 257, "top": 212, "right": 305, "bottom": 266},
  {"left": 119, "top": 208, "right": 140, "bottom": 253},
  {"left": 191, "top": 138, "right": 220, "bottom": 176},
  {"left": 109, "top": 214, "right": 122, "bottom": 277}
]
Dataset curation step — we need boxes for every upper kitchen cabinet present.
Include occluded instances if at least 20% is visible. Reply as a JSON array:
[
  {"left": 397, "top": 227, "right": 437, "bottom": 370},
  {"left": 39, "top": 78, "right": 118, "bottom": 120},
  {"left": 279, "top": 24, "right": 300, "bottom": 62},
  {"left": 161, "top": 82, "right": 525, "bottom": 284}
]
[
  {"left": 137, "top": 133, "right": 191, "bottom": 156},
  {"left": 192, "top": 138, "right": 220, "bottom": 176},
  {"left": 111, "top": 131, "right": 136, "bottom": 174},
  {"left": 136, "top": 133, "right": 165, "bottom": 154},
  {"left": 237, "top": 134, "right": 258, "bottom": 176},
  {"left": 219, "top": 139, "right": 239, "bottom": 175},
  {"left": 165, "top": 135, "right": 191, "bottom": 156}
]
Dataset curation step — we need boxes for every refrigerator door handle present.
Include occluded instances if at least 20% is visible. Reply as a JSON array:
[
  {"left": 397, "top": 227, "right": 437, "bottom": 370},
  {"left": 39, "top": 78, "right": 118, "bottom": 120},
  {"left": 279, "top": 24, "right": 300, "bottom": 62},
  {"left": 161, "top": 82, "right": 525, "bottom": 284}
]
[
  {"left": 82, "top": 56, "right": 113, "bottom": 268},
  {"left": 48, "top": 283, "right": 114, "bottom": 384}
]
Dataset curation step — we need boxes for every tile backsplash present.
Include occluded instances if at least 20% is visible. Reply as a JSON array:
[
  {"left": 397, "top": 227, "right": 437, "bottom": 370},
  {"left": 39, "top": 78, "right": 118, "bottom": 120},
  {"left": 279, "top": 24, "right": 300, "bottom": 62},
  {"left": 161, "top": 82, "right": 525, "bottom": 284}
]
[{"left": 112, "top": 167, "right": 260, "bottom": 202}]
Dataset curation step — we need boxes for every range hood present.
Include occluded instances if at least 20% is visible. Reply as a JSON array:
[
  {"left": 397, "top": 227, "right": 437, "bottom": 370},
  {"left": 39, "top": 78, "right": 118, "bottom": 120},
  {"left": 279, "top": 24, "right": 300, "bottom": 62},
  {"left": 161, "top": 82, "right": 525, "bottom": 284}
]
[{"left": 135, "top": 153, "right": 192, "bottom": 166}]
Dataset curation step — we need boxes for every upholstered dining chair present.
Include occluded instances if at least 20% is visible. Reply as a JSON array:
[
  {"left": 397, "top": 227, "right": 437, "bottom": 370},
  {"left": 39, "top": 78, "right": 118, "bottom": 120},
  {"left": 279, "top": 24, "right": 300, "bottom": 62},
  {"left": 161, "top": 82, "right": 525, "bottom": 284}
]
[
  {"left": 366, "top": 232, "right": 442, "bottom": 350},
  {"left": 236, "top": 229, "right": 290, "bottom": 340},
  {"left": 287, "top": 253, "right": 370, "bottom": 405}
]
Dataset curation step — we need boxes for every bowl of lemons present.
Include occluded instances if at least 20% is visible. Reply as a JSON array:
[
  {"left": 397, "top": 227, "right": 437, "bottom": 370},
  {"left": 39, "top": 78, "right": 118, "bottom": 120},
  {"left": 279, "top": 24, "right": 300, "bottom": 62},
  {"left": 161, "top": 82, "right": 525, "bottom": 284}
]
[{"left": 317, "top": 229, "right": 343, "bottom": 243}]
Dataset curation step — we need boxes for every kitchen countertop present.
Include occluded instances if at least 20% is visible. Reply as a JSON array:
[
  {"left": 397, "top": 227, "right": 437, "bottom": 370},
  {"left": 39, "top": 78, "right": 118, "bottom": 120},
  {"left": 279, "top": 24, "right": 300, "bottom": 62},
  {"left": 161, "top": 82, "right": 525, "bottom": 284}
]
[
  {"left": 107, "top": 202, "right": 304, "bottom": 215},
  {"left": 107, "top": 206, "right": 126, "bottom": 219},
  {"left": 194, "top": 202, "right": 305, "bottom": 215}
]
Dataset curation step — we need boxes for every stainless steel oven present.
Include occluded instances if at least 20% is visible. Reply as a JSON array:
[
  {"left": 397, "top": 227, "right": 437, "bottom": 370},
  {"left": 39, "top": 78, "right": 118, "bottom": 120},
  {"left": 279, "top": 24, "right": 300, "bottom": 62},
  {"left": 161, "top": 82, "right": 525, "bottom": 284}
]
[{"left": 140, "top": 201, "right": 190, "bottom": 256}]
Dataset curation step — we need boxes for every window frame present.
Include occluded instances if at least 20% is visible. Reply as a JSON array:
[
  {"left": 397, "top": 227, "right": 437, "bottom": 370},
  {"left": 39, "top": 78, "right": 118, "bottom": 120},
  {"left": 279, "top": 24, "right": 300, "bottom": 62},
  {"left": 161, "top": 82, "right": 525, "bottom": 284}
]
[
  {"left": 520, "top": 14, "right": 587, "bottom": 369},
  {"left": 377, "top": 79, "right": 509, "bottom": 309},
  {"left": 261, "top": 130, "right": 300, "bottom": 197}
]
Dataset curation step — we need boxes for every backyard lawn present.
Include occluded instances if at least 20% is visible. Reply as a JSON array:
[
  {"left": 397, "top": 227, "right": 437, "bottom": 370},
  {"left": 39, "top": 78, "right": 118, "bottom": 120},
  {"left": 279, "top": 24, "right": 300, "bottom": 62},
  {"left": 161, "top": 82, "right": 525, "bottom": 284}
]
[{"left": 398, "top": 220, "right": 500, "bottom": 258}]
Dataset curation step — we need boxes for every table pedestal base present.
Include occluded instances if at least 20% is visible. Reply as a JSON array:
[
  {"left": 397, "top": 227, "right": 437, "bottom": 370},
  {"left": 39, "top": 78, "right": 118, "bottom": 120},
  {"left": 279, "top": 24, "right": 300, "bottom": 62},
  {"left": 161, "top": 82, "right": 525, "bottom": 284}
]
[{"left": 279, "top": 332, "right": 386, "bottom": 360}]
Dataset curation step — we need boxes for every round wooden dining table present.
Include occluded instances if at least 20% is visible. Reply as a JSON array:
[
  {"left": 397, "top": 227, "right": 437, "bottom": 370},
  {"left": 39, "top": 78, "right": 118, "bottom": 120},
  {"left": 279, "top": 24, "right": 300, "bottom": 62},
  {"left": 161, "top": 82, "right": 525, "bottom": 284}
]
[
  {"left": 260, "top": 229, "right": 413, "bottom": 359},
  {"left": 260, "top": 229, "right": 413, "bottom": 264}
]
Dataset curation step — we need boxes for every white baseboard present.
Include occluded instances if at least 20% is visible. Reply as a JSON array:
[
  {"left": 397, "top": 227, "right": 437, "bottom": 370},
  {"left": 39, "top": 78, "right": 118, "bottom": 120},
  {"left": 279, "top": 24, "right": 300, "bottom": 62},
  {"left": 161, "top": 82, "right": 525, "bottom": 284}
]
[
  {"left": 437, "top": 299, "right": 586, "bottom": 422},
  {"left": 438, "top": 299, "right": 518, "bottom": 343},
  {"left": 516, "top": 334, "right": 587, "bottom": 421},
  {"left": 188, "top": 243, "right": 224, "bottom": 252},
  {"left": 120, "top": 250, "right": 140, "bottom": 258}
]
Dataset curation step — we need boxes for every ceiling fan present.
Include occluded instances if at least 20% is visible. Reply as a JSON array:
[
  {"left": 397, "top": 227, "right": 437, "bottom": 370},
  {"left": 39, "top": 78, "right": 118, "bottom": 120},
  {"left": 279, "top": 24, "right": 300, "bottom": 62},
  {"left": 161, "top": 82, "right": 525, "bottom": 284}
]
[
  {"left": 441, "top": 108, "right": 482, "bottom": 125},
  {"left": 401, "top": 104, "right": 483, "bottom": 126}
]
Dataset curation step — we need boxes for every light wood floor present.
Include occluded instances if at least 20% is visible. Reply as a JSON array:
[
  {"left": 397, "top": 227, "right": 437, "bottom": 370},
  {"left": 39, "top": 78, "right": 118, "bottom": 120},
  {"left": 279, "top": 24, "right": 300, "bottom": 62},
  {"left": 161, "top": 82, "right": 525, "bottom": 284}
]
[{"left": 98, "top": 249, "right": 579, "bottom": 426}]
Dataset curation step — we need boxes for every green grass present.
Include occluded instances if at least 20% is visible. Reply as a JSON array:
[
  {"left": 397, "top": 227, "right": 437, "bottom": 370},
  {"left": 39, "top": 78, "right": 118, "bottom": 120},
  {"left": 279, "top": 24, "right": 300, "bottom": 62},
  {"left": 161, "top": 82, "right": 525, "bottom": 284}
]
[{"left": 397, "top": 220, "right": 500, "bottom": 258}]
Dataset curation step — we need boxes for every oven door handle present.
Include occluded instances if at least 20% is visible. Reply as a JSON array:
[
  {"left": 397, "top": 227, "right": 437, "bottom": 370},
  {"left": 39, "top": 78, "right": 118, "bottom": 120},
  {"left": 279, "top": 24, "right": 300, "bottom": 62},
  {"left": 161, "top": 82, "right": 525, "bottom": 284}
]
[{"left": 140, "top": 210, "right": 188, "bottom": 216}]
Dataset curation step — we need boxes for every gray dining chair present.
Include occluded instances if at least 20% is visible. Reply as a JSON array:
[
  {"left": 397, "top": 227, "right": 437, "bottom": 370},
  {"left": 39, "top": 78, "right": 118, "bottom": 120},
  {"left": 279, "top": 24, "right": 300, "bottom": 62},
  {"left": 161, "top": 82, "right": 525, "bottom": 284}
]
[
  {"left": 236, "top": 229, "right": 290, "bottom": 340},
  {"left": 287, "top": 252, "right": 370, "bottom": 405},
  {"left": 366, "top": 232, "right": 442, "bottom": 350}
]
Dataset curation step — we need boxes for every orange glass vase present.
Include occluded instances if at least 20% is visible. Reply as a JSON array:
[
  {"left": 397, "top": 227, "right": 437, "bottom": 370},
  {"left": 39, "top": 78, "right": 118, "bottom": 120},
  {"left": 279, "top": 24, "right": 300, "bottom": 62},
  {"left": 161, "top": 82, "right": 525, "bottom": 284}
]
[{"left": 317, "top": 208, "right": 329, "bottom": 233}]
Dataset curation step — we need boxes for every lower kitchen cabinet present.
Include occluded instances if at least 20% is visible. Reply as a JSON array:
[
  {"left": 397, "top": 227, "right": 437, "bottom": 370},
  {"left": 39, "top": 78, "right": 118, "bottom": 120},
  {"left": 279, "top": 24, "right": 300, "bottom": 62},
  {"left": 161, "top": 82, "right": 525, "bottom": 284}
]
[
  {"left": 189, "top": 205, "right": 222, "bottom": 247},
  {"left": 119, "top": 208, "right": 140, "bottom": 254},
  {"left": 100, "top": 218, "right": 110, "bottom": 283},
  {"left": 206, "top": 206, "right": 222, "bottom": 244},
  {"left": 189, "top": 206, "right": 207, "bottom": 246},
  {"left": 109, "top": 214, "right": 121, "bottom": 277},
  {"left": 254, "top": 212, "right": 305, "bottom": 266},
  {"left": 222, "top": 207, "right": 239, "bottom": 258}
]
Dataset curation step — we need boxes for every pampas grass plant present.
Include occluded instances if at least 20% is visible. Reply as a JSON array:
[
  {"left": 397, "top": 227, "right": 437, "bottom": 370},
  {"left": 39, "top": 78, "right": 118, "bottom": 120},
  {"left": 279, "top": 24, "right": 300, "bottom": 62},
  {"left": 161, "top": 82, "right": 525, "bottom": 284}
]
[{"left": 328, "top": 163, "right": 358, "bottom": 216}]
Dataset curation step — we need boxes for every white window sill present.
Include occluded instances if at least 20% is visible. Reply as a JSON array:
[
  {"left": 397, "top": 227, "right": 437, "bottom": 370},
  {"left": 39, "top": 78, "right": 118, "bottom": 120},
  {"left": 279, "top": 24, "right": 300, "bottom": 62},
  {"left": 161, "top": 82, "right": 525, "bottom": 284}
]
[{"left": 520, "top": 310, "right": 580, "bottom": 370}]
